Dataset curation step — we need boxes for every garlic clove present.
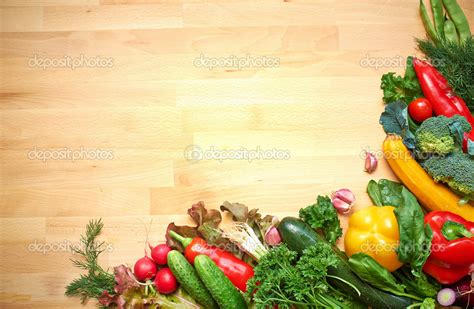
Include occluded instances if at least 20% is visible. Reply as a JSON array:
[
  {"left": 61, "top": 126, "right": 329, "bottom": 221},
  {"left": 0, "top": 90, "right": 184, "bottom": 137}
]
[
  {"left": 264, "top": 226, "right": 282, "bottom": 246},
  {"left": 364, "top": 151, "right": 378, "bottom": 174},
  {"left": 331, "top": 188, "right": 355, "bottom": 214}
]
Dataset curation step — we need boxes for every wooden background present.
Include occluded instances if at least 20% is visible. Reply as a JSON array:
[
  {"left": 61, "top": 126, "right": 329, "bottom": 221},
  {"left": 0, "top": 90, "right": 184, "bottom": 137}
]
[{"left": 1, "top": 0, "right": 472, "bottom": 308}]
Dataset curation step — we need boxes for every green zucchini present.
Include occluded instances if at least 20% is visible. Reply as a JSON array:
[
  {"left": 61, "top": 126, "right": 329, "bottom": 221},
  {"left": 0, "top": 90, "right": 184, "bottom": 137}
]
[
  {"left": 167, "top": 250, "right": 218, "bottom": 309},
  {"left": 278, "top": 217, "right": 414, "bottom": 309},
  {"left": 194, "top": 255, "right": 247, "bottom": 309}
]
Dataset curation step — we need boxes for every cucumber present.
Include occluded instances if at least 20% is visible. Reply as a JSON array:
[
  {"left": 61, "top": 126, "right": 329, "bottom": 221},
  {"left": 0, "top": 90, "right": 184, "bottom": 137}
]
[
  {"left": 194, "top": 255, "right": 247, "bottom": 309},
  {"left": 278, "top": 217, "right": 414, "bottom": 309},
  {"left": 167, "top": 250, "right": 218, "bottom": 309}
]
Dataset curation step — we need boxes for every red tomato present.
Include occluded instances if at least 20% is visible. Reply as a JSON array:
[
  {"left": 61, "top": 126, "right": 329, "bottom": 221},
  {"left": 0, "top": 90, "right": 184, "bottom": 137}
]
[
  {"left": 408, "top": 98, "right": 433, "bottom": 122},
  {"left": 154, "top": 267, "right": 178, "bottom": 294}
]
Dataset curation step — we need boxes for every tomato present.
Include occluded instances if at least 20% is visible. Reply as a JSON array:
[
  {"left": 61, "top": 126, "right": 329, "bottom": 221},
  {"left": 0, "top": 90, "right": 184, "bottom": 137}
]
[
  {"left": 154, "top": 267, "right": 178, "bottom": 294},
  {"left": 408, "top": 98, "right": 433, "bottom": 122}
]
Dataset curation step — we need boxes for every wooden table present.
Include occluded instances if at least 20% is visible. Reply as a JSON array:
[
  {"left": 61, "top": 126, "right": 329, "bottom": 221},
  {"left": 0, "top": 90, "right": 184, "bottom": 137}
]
[{"left": 1, "top": 1, "right": 472, "bottom": 308}]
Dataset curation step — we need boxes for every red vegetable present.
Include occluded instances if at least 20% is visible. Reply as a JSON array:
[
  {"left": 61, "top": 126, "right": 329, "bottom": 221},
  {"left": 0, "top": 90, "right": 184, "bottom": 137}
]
[
  {"left": 154, "top": 267, "right": 178, "bottom": 294},
  {"left": 150, "top": 243, "right": 172, "bottom": 266},
  {"left": 408, "top": 98, "right": 433, "bottom": 122},
  {"left": 423, "top": 211, "right": 474, "bottom": 285},
  {"left": 169, "top": 231, "right": 254, "bottom": 292},
  {"left": 413, "top": 58, "right": 474, "bottom": 152},
  {"left": 448, "top": 276, "right": 474, "bottom": 307},
  {"left": 133, "top": 256, "right": 157, "bottom": 282}
]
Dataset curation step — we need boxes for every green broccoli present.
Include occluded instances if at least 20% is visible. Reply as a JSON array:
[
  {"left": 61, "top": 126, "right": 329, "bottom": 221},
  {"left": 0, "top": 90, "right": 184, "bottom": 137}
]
[
  {"left": 415, "top": 115, "right": 471, "bottom": 155},
  {"left": 423, "top": 152, "right": 474, "bottom": 200}
]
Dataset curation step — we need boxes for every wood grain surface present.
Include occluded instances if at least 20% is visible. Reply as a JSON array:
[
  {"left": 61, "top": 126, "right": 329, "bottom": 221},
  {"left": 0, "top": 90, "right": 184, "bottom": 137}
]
[{"left": 1, "top": 1, "right": 473, "bottom": 308}]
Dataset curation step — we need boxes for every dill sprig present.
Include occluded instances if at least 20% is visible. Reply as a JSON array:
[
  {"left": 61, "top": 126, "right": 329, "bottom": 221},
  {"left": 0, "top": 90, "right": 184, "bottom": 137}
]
[
  {"left": 65, "top": 219, "right": 115, "bottom": 304},
  {"left": 417, "top": 37, "right": 474, "bottom": 112}
]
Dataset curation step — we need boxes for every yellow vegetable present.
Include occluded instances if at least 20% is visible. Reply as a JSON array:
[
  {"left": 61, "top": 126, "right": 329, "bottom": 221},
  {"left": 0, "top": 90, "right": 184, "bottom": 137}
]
[
  {"left": 383, "top": 134, "right": 474, "bottom": 221},
  {"left": 344, "top": 206, "right": 402, "bottom": 272}
]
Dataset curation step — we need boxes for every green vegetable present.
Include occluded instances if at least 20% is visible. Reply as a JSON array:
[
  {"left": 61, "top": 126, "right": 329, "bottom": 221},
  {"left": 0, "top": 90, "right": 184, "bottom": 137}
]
[
  {"left": 65, "top": 219, "right": 115, "bottom": 303},
  {"left": 442, "top": 0, "right": 471, "bottom": 42},
  {"left": 367, "top": 179, "right": 405, "bottom": 207},
  {"left": 442, "top": 220, "right": 474, "bottom": 240},
  {"left": 417, "top": 38, "right": 474, "bottom": 111},
  {"left": 430, "top": 0, "right": 445, "bottom": 38},
  {"left": 167, "top": 251, "right": 218, "bottom": 309},
  {"left": 393, "top": 266, "right": 439, "bottom": 300},
  {"left": 379, "top": 101, "right": 416, "bottom": 150},
  {"left": 415, "top": 115, "right": 471, "bottom": 155},
  {"left": 194, "top": 255, "right": 247, "bottom": 309},
  {"left": 394, "top": 188, "right": 433, "bottom": 278},
  {"left": 420, "top": 0, "right": 440, "bottom": 44},
  {"left": 299, "top": 195, "right": 343, "bottom": 244},
  {"left": 444, "top": 18, "right": 459, "bottom": 44},
  {"left": 348, "top": 253, "right": 422, "bottom": 300},
  {"left": 380, "top": 57, "right": 423, "bottom": 104},
  {"left": 278, "top": 217, "right": 415, "bottom": 309},
  {"left": 247, "top": 244, "right": 361, "bottom": 309},
  {"left": 423, "top": 152, "right": 474, "bottom": 199}
]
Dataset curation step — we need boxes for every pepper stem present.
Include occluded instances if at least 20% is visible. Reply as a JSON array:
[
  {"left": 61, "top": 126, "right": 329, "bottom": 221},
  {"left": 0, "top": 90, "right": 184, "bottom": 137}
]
[{"left": 168, "top": 230, "right": 193, "bottom": 248}]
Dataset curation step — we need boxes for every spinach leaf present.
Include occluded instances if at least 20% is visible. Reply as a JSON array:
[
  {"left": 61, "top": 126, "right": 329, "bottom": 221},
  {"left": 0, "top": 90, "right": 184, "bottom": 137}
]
[
  {"left": 367, "top": 179, "right": 405, "bottom": 207},
  {"left": 379, "top": 101, "right": 416, "bottom": 150},
  {"left": 348, "top": 253, "right": 415, "bottom": 299},
  {"left": 394, "top": 188, "right": 433, "bottom": 278},
  {"left": 393, "top": 266, "right": 439, "bottom": 299}
]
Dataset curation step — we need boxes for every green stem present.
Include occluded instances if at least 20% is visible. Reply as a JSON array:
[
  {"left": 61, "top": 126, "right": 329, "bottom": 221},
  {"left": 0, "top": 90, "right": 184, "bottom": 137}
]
[{"left": 168, "top": 230, "right": 193, "bottom": 248}]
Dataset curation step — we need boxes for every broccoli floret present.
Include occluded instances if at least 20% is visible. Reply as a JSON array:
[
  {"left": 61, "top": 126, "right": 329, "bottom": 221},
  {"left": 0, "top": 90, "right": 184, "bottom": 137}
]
[
  {"left": 424, "top": 152, "right": 474, "bottom": 199},
  {"left": 415, "top": 115, "right": 471, "bottom": 155}
]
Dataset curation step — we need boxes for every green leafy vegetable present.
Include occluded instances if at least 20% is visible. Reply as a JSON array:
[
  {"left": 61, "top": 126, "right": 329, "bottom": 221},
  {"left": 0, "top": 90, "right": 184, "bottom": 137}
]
[
  {"left": 299, "top": 195, "right": 343, "bottom": 244},
  {"left": 367, "top": 179, "right": 405, "bottom": 207},
  {"left": 441, "top": 220, "right": 474, "bottom": 241},
  {"left": 348, "top": 253, "right": 423, "bottom": 301},
  {"left": 394, "top": 188, "right": 433, "bottom": 278},
  {"left": 65, "top": 219, "right": 115, "bottom": 303},
  {"left": 379, "top": 101, "right": 416, "bottom": 150},
  {"left": 380, "top": 56, "right": 423, "bottom": 104},
  {"left": 247, "top": 244, "right": 358, "bottom": 309}
]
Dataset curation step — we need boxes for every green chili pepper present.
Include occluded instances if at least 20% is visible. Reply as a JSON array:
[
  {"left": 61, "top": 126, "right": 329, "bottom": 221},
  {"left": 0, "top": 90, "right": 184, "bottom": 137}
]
[
  {"left": 442, "top": 0, "right": 471, "bottom": 42},
  {"left": 430, "top": 0, "right": 445, "bottom": 39},
  {"left": 420, "top": 0, "right": 439, "bottom": 44},
  {"left": 441, "top": 220, "right": 474, "bottom": 241},
  {"left": 444, "top": 18, "right": 459, "bottom": 44}
]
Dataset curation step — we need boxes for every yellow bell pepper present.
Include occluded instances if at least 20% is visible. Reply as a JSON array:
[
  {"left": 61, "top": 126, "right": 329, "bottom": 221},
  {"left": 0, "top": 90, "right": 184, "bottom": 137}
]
[{"left": 344, "top": 206, "right": 402, "bottom": 272}]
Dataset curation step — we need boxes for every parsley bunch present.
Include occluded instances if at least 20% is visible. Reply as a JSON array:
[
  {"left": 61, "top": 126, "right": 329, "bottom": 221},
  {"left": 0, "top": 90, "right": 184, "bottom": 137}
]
[{"left": 247, "top": 244, "right": 354, "bottom": 309}]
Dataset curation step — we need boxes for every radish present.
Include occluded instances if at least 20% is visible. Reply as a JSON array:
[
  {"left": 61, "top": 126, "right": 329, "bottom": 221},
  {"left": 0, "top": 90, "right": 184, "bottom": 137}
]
[
  {"left": 154, "top": 267, "right": 178, "bottom": 294},
  {"left": 150, "top": 243, "right": 172, "bottom": 265},
  {"left": 133, "top": 256, "right": 157, "bottom": 282}
]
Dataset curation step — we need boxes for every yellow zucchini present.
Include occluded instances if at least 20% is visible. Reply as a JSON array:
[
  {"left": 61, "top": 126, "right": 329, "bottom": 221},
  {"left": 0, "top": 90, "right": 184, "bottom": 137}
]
[{"left": 383, "top": 134, "right": 474, "bottom": 221}]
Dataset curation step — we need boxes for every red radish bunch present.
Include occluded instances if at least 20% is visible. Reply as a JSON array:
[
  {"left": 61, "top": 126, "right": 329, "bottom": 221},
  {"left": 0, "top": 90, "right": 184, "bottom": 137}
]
[{"left": 133, "top": 242, "right": 178, "bottom": 295}]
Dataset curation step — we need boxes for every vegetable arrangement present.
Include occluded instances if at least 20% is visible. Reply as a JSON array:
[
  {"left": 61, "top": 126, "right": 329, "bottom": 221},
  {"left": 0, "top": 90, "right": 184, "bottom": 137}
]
[{"left": 65, "top": 1, "right": 474, "bottom": 308}]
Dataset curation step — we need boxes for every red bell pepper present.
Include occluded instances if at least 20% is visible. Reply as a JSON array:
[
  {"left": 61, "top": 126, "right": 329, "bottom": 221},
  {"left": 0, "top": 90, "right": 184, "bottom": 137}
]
[
  {"left": 413, "top": 58, "right": 474, "bottom": 152},
  {"left": 169, "top": 231, "right": 254, "bottom": 292},
  {"left": 423, "top": 211, "right": 474, "bottom": 285}
]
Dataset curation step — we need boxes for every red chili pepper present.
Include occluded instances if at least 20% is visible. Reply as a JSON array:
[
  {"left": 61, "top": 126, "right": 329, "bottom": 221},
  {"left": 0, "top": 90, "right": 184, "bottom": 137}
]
[
  {"left": 423, "top": 211, "right": 474, "bottom": 285},
  {"left": 413, "top": 58, "right": 474, "bottom": 152},
  {"left": 169, "top": 231, "right": 254, "bottom": 292}
]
